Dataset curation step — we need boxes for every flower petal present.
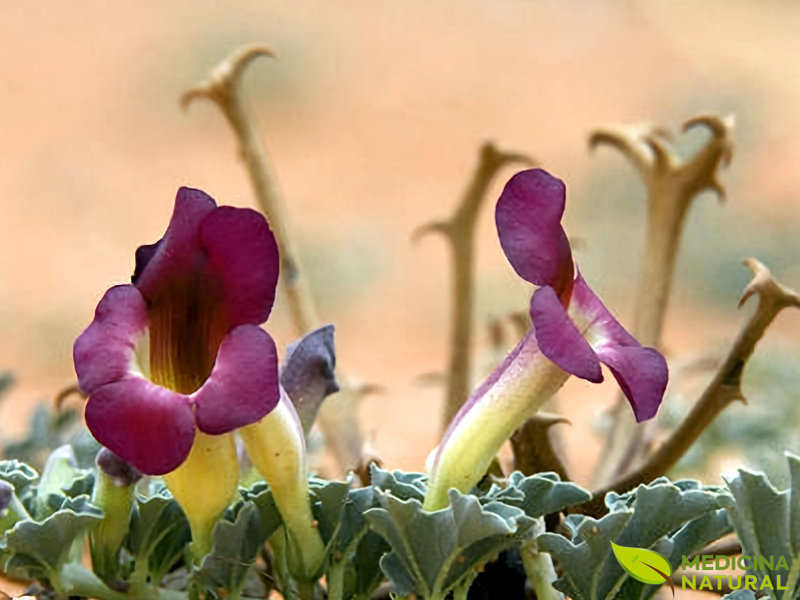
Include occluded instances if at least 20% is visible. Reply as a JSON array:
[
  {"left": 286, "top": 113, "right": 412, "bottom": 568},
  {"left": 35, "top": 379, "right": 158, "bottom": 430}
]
[
  {"left": 131, "top": 189, "right": 280, "bottom": 392},
  {"left": 530, "top": 285, "right": 602, "bottom": 382},
  {"left": 193, "top": 324, "right": 280, "bottom": 435},
  {"left": 198, "top": 205, "right": 280, "bottom": 325},
  {"left": 85, "top": 376, "right": 195, "bottom": 475},
  {"left": 595, "top": 345, "right": 668, "bottom": 422},
  {"left": 496, "top": 169, "right": 574, "bottom": 301},
  {"left": 568, "top": 272, "right": 668, "bottom": 421},
  {"left": 280, "top": 325, "right": 339, "bottom": 434},
  {"left": 132, "top": 240, "right": 162, "bottom": 284},
  {"left": 568, "top": 271, "right": 638, "bottom": 348},
  {"left": 132, "top": 187, "right": 217, "bottom": 292},
  {"left": 74, "top": 285, "right": 148, "bottom": 396}
]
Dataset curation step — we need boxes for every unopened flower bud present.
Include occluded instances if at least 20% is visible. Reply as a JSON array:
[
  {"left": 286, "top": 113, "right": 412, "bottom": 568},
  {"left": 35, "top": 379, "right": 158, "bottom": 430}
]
[
  {"left": 96, "top": 448, "right": 142, "bottom": 488},
  {"left": 0, "top": 481, "right": 12, "bottom": 512},
  {"left": 91, "top": 447, "right": 141, "bottom": 580},
  {"left": 0, "top": 480, "right": 30, "bottom": 533}
]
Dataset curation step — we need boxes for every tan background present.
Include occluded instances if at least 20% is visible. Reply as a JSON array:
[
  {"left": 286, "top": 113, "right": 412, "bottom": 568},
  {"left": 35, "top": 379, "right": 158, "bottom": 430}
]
[{"left": 2, "top": 2, "right": 800, "bottom": 596}]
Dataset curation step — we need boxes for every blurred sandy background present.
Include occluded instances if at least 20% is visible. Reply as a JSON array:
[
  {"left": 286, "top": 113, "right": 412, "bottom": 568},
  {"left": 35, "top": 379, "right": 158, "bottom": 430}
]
[{"left": 2, "top": 0, "right": 800, "bottom": 525}]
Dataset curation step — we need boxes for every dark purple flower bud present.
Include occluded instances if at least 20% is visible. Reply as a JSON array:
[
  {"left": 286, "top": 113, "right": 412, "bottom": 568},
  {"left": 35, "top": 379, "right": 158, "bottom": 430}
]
[
  {"left": 74, "top": 188, "right": 282, "bottom": 475},
  {"left": 280, "top": 325, "right": 339, "bottom": 434},
  {"left": 0, "top": 481, "right": 13, "bottom": 512},
  {"left": 95, "top": 448, "right": 142, "bottom": 487}
]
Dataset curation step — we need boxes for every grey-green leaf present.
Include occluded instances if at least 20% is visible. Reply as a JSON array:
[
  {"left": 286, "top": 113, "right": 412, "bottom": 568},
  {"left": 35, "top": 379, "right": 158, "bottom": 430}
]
[
  {"left": 540, "top": 479, "right": 731, "bottom": 600},
  {"left": 365, "top": 489, "right": 535, "bottom": 598},
  {"left": 720, "top": 453, "right": 800, "bottom": 599},
  {"left": 0, "top": 460, "right": 38, "bottom": 495},
  {"left": 369, "top": 465, "right": 427, "bottom": 502},
  {"left": 1, "top": 495, "right": 102, "bottom": 579},
  {"left": 486, "top": 471, "right": 591, "bottom": 517},
  {"left": 195, "top": 500, "right": 282, "bottom": 596},
  {"left": 126, "top": 488, "right": 191, "bottom": 582}
]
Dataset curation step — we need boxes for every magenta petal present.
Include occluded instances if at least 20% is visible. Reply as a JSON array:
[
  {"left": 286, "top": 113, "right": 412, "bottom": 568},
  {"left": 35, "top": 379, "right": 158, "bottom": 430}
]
[
  {"left": 193, "top": 324, "right": 280, "bottom": 435},
  {"left": 496, "top": 169, "right": 575, "bottom": 301},
  {"left": 133, "top": 187, "right": 217, "bottom": 296},
  {"left": 199, "top": 206, "right": 280, "bottom": 325},
  {"left": 569, "top": 272, "right": 668, "bottom": 421},
  {"left": 132, "top": 240, "right": 162, "bottom": 284},
  {"left": 595, "top": 345, "right": 668, "bottom": 422},
  {"left": 74, "top": 285, "right": 148, "bottom": 396},
  {"left": 530, "top": 286, "right": 603, "bottom": 382},
  {"left": 85, "top": 377, "right": 195, "bottom": 475},
  {"left": 569, "top": 270, "right": 638, "bottom": 347}
]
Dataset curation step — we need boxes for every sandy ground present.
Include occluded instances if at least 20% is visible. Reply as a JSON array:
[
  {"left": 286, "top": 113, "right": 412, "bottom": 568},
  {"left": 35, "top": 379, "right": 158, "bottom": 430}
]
[{"left": 2, "top": 2, "right": 800, "bottom": 598}]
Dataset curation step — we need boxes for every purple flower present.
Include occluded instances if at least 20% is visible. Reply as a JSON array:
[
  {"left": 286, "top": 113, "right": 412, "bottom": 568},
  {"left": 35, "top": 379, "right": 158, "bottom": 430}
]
[
  {"left": 495, "top": 169, "right": 668, "bottom": 418},
  {"left": 424, "top": 169, "right": 668, "bottom": 510},
  {"left": 74, "top": 188, "right": 280, "bottom": 475}
]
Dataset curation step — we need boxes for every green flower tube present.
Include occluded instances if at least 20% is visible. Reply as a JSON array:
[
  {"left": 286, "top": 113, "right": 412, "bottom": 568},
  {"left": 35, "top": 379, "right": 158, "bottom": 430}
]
[
  {"left": 239, "top": 389, "right": 325, "bottom": 580},
  {"left": 164, "top": 432, "right": 239, "bottom": 560},
  {"left": 90, "top": 449, "right": 142, "bottom": 580},
  {"left": 424, "top": 335, "right": 569, "bottom": 511}
]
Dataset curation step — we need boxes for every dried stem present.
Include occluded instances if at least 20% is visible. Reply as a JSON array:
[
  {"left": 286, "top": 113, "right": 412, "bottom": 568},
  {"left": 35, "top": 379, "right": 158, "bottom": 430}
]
[
  {"left": 590, "top": 114, "right": 735, "bottom": 485},
  {"left": 414, "top": 142, "right": 534, "bottom": 430},
  {"left": 578, "top": 259, "right": 800, "bottom": 518},
  {"left": 54, "top": 382, "right": 85, "bottom": 411},
  {"left": 510, "top": 414, "right": 571, "bottom": 481},
  {"left": 181, "top": 44, "right": 364, "bottom": 474}
]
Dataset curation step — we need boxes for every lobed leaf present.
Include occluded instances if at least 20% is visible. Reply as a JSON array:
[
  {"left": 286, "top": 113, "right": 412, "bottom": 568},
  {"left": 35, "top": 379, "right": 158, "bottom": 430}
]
[
  {"left": 369, "top": 465, "right": 427, "bottom": 502},
  {"left": 126, "top": 486, "right": 191, "bottom": 583},
  {"left": 194, "top": 498, "right": 282, "bottom": 597},
  {"left": 486, "top": 471, "right": 591, "bottom": 517},
  {"left": 1, "top": 495, "right": 102, "bottom": 580},
  {"left": 720, "top": 453, "right": 800, "bottom": 599},
  {"left": 365, "top": 488, "right": 536, "bottom": 598},
  {"left": 539, "top": 479, "right": 731, "bottom": 600}
]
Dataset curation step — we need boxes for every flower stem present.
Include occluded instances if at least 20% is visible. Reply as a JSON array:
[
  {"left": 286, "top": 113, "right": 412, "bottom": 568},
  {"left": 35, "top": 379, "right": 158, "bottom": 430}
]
[
  {"left": 90, "top": 469, "right": 134, "bottom": 580},
  {"left": 296, "top": 579, "right": 316, "bottom": 600},
  {"left": 326, "top": 559, "right": 346, "bottom": 600},
  {"left": 57, "top": 562, "right": 187, "bottom": 600},
  {"left": 163, "top": 432, "right": 239, "bottom": 560},
  {"left": 0, "top": 492, "right": 30, "bottom": 532},
  {"left": 521, "top": 545, "right": 563, "bottom": 600}
]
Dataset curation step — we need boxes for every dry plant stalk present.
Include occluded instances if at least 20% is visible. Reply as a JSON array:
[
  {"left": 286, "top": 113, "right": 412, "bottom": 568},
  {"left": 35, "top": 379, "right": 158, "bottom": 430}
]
[
  {"left": 181, "top": 45, "right": 365, "bottom": 475},
  {"left": 579, "top": 258, "right": 800, "bottom": 518},
  {"left": 590, "top": 114, "right": 735, "bottom": 485},
  {"left": 510, "top": 413, "right": 571, "bottom": 481},
  {"left": 414, "top": 142, "right": 534, "bottom": 430}
]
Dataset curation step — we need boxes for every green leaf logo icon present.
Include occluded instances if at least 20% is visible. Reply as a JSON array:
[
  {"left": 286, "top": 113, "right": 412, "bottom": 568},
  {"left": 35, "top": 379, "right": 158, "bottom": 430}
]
[{"left": 610, "top": 542, "right": 673, "bottom": 586}]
